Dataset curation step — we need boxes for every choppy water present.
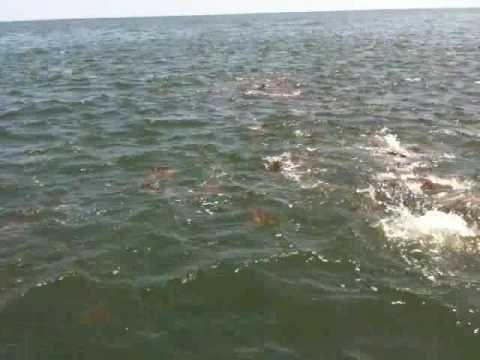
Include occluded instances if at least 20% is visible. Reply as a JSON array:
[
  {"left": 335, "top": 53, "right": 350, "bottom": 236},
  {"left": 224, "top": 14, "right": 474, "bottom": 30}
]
[{"left": 1, "top": 9, "right": 480, "bottom": 359}]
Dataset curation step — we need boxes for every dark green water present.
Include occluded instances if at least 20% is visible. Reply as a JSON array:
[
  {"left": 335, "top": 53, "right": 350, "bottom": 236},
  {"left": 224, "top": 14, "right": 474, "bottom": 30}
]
[{"left": 1, "top": 9, "right": 480, "bottom": 359}]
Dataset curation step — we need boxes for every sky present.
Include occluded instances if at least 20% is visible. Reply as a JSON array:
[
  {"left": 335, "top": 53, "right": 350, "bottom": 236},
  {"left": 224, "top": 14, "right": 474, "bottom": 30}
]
[{"left": 2, "top": 0, "right": 479, "bottom": 22}]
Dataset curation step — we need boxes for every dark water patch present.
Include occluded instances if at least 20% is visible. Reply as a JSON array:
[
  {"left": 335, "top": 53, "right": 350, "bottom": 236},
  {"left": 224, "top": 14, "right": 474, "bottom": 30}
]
[{"left": 0, "top": 266, "right": 476, "bottom": 359}]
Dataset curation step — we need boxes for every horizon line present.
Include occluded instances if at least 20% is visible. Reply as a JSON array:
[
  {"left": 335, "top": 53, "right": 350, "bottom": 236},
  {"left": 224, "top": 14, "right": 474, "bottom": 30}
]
[{"left": 1, "top": 6, "right": 478, "bottom": 24}]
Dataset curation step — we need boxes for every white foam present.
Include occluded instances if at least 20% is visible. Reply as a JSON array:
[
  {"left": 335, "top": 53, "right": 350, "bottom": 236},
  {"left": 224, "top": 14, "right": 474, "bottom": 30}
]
[
  {"left": 244, "top": 90, "right": 262, "bottom": 96},
  {"left": 441, "top": 153, "right": 456, "bottom": 160},
  {"left": 383, "top": 133, "right": 405, "bottom": 153},
  {"left": 356, "top": 185, "right": 376, "bottom": 201},
  {"left": 380, "top": 207, "right": 477, "bottom": 244},
  {"left": 270, "top": 89, "right": 302, "bottom": 98},
  {"left": 404, "top": 179, "right": 424, "bottom": 194},
  {"left": 372, "top": 130, "right": 472, "bottom": 194},
  {"left": 375, "top": 172, "right": 398, "bottom": 181},
  {"left": 294, "top": 129, "right": 304, "bottom": 137},
  {"left": 373, "top": 132, "right": 413, "bottom": 159},
  {"left": 435, "top": 129, "right": 456, "bottom": 136},
  {"left": 244, "top": 89, "right": 301, "bottom": 98}
]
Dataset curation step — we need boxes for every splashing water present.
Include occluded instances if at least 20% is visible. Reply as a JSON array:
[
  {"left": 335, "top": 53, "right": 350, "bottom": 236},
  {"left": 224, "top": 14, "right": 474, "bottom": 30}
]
[
  {"left": 368, "top": 129, "right": 479, "bottom": 255},
  {"left": 380, "top": 207, "right": 477, "bottom": 246}
]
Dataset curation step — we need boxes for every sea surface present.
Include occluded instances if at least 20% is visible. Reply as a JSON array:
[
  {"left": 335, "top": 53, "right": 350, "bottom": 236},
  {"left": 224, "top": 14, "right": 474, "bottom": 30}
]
[{"left": 1, "top": 9, "right": 480, "bottom": 359}]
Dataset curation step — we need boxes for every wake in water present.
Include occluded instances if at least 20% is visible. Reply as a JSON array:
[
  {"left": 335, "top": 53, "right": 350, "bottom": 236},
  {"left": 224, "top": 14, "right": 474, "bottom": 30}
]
[{"left": 361, "top": 129, "right": 480, "bottom": 257}]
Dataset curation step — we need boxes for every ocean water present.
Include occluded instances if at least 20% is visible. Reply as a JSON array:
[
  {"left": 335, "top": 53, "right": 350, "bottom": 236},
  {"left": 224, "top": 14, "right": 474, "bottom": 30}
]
[{"left": 1, "top": 9, "right": 480, "bottom": 359}]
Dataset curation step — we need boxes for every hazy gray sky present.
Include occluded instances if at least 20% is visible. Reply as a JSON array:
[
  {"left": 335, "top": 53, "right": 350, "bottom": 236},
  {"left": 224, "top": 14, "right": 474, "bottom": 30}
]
[{"left": 2, "top": 0, "right": 480, "bottom": 21}]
